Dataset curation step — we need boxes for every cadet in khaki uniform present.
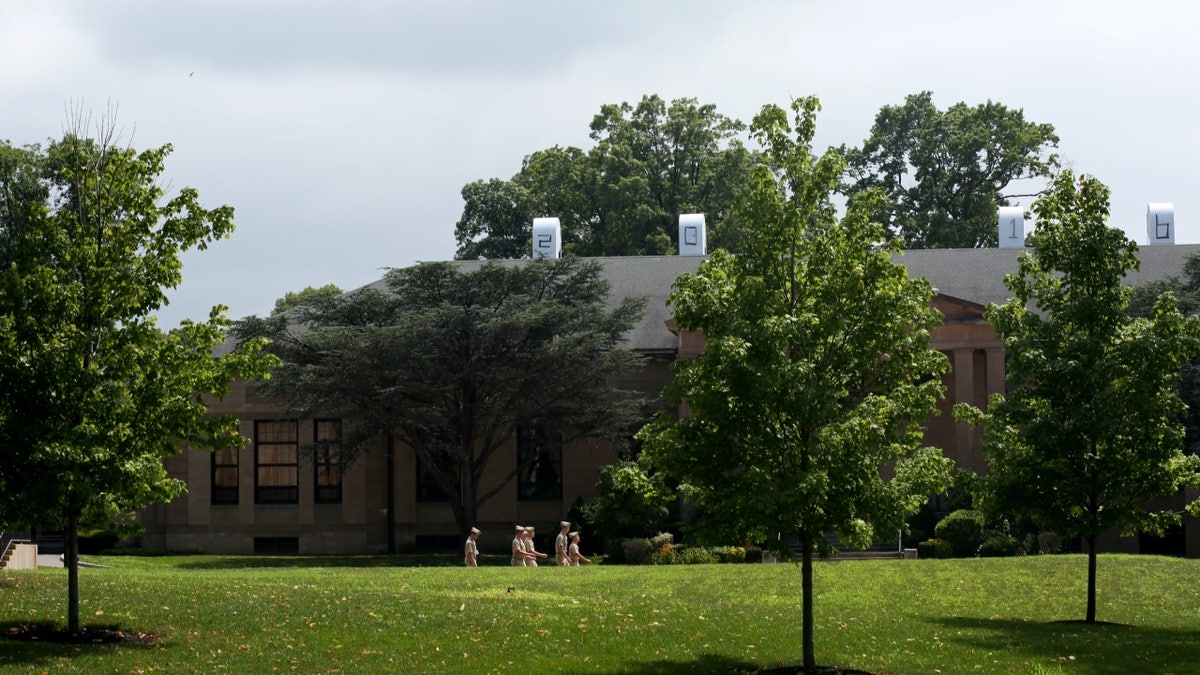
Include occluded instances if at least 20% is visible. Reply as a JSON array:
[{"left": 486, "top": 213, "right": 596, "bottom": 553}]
[
  {"left": 511, "top": 525, "right": 532, "bottom": 566},
  {"left": 525, "top": 526, "right": 548, "bottom": 566},
  {"left": 464, "top": 527, "right": 480, "bottom": 567},
  {"left": 555, "top": 521, "right": 571, "bottom": 566},
  {"left": 568, "top": 531, "right": 591, "bottom": 566}
]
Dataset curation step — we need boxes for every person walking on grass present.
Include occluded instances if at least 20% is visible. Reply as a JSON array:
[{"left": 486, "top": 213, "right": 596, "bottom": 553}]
[
  {"left": 525, "top": 526, "right": 548, "bottom": 567},
  {"left": 511, "top": 525, "right": 535, "bottom": 566},
  {"left": 555, "top": 521, "right": 571, "bottom": 566},
  {"left": 568, "top": 531, "right": 591, "bottom": 566},
  {"left": 464, "top": 527, "right": 480, "bottom": 567}
]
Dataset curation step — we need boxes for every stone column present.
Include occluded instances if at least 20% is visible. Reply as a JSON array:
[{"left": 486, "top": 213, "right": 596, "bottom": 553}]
[{"left": 953, "top": 349, "right": 976, "bottom": 471}]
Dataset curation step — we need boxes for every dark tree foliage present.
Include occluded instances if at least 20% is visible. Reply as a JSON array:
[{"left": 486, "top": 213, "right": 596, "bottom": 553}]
[
  {"left": 454, "top": 95, "right": 757, "bottom": 260},
  {"left": 842, "top": 91, "right": 1059, "bottom": 249},
  {"left": 235, "top": 257, "right": 648, "bottom": 538}
]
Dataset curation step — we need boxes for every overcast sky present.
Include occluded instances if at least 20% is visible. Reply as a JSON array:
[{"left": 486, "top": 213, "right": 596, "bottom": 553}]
[{"left": 5, "top": 1, "right": 1198, "bottom": 327}]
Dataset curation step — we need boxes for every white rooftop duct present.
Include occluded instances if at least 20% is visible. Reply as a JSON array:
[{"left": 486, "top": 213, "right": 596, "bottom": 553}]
[
  {"left": 997, "top": 206, "right": 1025, "bottom": 249},
  {"left": 532, "top": 217, "right": 562, "bottom": 259},
  {"left": 1146, "top": 203, "right": 1175, "bottom": 245},
  {"left": 678, "top": 213, "right": 707, "bottom": 256}
]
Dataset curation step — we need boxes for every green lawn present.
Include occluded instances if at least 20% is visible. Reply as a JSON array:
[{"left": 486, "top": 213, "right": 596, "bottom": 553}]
[{"left": 2, "top": 554, "right": 1198, "bottom": 673}]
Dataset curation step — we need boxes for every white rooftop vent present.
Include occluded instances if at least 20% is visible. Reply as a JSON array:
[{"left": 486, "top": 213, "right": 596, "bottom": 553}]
[
  {"left": 997, "top": 206, "right": 1025, "bottom": 248},
  {"left": 1146, "top": 202, "right": 1175, "bottom": 245},
  {"left": 678, "top": 213, "right": 707, "bottom": 256},
  {"left": 532, "top": 217, "right": 562, "bottom": 259}
]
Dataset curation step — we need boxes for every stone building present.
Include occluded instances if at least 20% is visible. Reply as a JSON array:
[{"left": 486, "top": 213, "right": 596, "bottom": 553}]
[{"left": 136, "top": 245, "right": 1200, "bottom": 557}]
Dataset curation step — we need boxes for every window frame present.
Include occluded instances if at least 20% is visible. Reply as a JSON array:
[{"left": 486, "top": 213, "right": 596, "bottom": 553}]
[
  {"left": 313, "top": 418, "right": 343, "bottom": 504},
  {"left": 255, "top": 420, "right": 299, "bottom": 505},
  {"left": 211, "top": 446, "right": 239, "bottom": 505},
  {"left": 517, "top": 422, "right": 563, "bottom": 502}
]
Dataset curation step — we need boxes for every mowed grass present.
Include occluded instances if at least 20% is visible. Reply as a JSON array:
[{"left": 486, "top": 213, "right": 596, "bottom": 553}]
[{"left": 2, "top": 554, "right": 1199, "bottom": 674}]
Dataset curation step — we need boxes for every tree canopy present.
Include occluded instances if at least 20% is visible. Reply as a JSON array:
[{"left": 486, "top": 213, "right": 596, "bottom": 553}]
[
  {"left": 454, "top": 95, "right": 756, "bottom": 260},
  {"left": 639, "top": 97, "right": 952, "bottom": 669},
  {"left": 234, "top": 257, "right": 648, "bottom": 539},
  {"left": 958, "top": 171, "right": 1200, "bottom": 623},
  {"left": 271, "top": 283, "right": 343, "bottom": 315},
  {"left": 842, "top": 91, "right": 1059, "bottom": 249},
  {"left": 0, "top": 115, "right": 276, "bottom": 633}
]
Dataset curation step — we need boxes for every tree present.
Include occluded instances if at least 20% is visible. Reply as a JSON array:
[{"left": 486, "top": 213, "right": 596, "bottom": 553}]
[
  {"left": 1130, "top": 253, "right": 1200, "bottom": 456},
  {"left": 271, "top": 283, "right": 343, "bottom": 315},
  {"left": 234, "top": 257, "right": 648, "bottom": 539},
  {"left": 957, "top": 171, "right": 1200, "bottom": 623},
  {"left": 453, "top": 95, "right": 756, "bottom": 259},
  {"left": 582, "top": 460, "right": 674, "bottom": 543},
  {"left": 842, "top": 91, "right": 1059, "bottom": 249},
  {"left": 638, "top": 98, "right": 953, "bottom": 670},
  {"left": 0, "top": 112, "right": 276, "bottom": 634}
]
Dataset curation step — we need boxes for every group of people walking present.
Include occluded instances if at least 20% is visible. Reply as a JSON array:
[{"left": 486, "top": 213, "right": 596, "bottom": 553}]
[{"left": 463, "top": 521, "right": 591, "bottom": 567}]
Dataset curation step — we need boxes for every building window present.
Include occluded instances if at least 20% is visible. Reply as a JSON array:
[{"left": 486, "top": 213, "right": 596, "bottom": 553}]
[
  {"left": 255, "top": 420, "right": 298, "bottom": 504},
  {"left": 211, "top": 447, "right": 238, "bottom": 505},
  {"left": 314, "top": 419, "right": 342, "bottom": 504},
  {"left": 416, "top": 450, "right": 457, "bottom": 503},
  {"left": 254, "top": 536, "right": 299, "bottom": 554},
  {"left": 517, "top": 422, "right": 562, "bottom": 501}
]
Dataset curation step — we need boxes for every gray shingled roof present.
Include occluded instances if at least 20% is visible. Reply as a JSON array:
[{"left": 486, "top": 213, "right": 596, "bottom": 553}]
[{"left": 240, "top": 243, "right": 1200, "bottom": 356}]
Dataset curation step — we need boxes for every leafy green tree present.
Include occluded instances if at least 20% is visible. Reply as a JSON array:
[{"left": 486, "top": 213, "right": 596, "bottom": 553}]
[
  {"left": 1130, "top": 253, "right": 1200, "bottom": 456},
  {"left": 271, "top": 283, "right": 343, "bottom": 315},
  {"left": 0, "top": 115, "right": 275, "bottom": 633},
  {"left": 235, "top": 257, "right": 647, "bottom": 539},
  {"left": 454, "top": 95, "right": 756, "bottom": 259},
  {"left": 582, "top": 460, "right": 674, "bottom": 542},
  {"left": 639, "top": 97, "right": 953, "bottom": 670},
  {"left": 842, "top": 91, "right": 1059, "bottom": 248},
  {"left": 957, "top": 171, "right": 1200, "bottom": 623}
]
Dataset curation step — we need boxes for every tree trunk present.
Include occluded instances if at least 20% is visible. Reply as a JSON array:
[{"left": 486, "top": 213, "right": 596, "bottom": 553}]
[
  {"left": 802, "top": 528, "right": 815, "bottom": 669},
  {"left": 1085, "top": 533, "right": 1097, "bottom": 623},
  {"left": 66, "top": 499, "right": 80, "bottom": 634}
]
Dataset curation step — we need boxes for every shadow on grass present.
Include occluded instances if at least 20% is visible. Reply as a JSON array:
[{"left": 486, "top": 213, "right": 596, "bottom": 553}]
[
  {"left": 166, "top": 553, "right": 497, "bottom": 569},
  {"left": 591, "top": 654, "right": 760, "bottom": 674},
  {"left": 930, "top": 615, "right": 1200, "bottom": 675},
  {"left": 592, "top": 655, "right": 873, "bottom": 674},
  {"left": 0, "top": 620, "right": 160, "bottom": 668}
]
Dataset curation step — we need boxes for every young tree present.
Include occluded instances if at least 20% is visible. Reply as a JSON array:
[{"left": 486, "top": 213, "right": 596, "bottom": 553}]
[
  {"left": 842, "top": 91, "right": 1059, "bottom": 249},
  {"left": 958, "top": 171, "right": 1200, "bottom": 623},
  {"left": 639, "top": 98, "right": 952, "bottom": 670},
  {"left": 453, "top": 95, "right": 756, "bottom": 259},
  {"left": 0, "top": 113, "right": 275, "bottom": 634},
  {"left": 234, "top": 257, "right": 648, "bottom": 539}
]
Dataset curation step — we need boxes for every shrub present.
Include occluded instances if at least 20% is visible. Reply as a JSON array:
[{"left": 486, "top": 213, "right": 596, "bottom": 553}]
[
  {"left": 1037, "top": 531, "right": 1063, "bottom": 554},
  {"left": 934, "top": 509, "right": 985, "bottom": 557},
  {"left": 649, "top": 542, "right": 677, "bottom": 565},
  {"left": 582, "top": 461, "right": 673, "bottom": 542},
  {"left": 917, "top": 538, "right": 952, "bottom": 559},
  {"left": 620, "top": 538, "right": 653, "bottom": 565},
  {"left": 744, "top": 546, "right": 763, "bottom": 564},
  {"left": 648, "top": 545, "right": 722, "bottom": 565},
  {"left": 678, "top": 546, "right": 717, "bottom": 564},
  {"left": 714, "top": 546, "right": 746, "bottom": 564},
  {"left": 978, "top": 534, "right": 1019, "bottom": 557},
  {"left": 649, "top": 532, "right": 674, "bottom": 549}
]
